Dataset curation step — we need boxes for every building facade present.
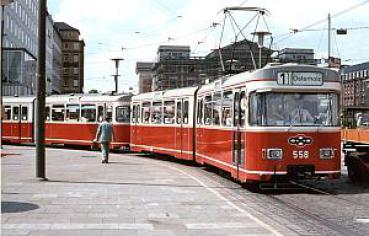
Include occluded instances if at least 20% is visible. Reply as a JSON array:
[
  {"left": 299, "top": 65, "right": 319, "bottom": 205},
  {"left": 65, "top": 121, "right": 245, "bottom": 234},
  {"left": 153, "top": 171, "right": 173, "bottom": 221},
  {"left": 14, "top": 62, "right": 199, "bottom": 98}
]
[
  {"left": 152, "top": 45, "right": 219, "bottom": 91},
  {"left": 1, "top": 0, "right": 38, "bottom": 96},
  {"left": 54, "top": 22, "right": 85, "bottom": 94},
  {"left": 341, "top": 62, "right": 369, "bottom": 107},
  {"left": 51, "top": 23, "right": 63, "bottom": 94},
  {"left": 136, "top": 62, "right": 155, "bottom": 94},
  {"left": 138, "top": 40, "right": 273, "bottom": 92}
]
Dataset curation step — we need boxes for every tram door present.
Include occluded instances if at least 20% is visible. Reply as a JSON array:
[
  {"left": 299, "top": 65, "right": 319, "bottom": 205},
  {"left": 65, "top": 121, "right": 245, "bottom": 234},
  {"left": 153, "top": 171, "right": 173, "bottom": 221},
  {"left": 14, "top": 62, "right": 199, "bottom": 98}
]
[
  {"left": 175, "top": 99, "right": 183, "bottom": 159},
  {"left": 20, "top": 106, "right": 32, "bottom": 141},
  {"left": 232, "top": 90, "right": 245, "bottom": 178},
  {"left": 131, "top": 104, "right": 140, "bottom": 146},
  {"left": 11, "top": 105, "right": 21, "bottom": 143}
]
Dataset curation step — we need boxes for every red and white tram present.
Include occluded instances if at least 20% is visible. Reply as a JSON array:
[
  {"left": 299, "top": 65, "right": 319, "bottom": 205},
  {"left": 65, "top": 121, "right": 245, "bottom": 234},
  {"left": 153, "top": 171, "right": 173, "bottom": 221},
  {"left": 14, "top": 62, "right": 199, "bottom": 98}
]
[
  {"left": 131, "top": 63, "right": 341, "bottom": 183},
  {"left": 2, "top": 94, "right": 131, "bottom": 150}
]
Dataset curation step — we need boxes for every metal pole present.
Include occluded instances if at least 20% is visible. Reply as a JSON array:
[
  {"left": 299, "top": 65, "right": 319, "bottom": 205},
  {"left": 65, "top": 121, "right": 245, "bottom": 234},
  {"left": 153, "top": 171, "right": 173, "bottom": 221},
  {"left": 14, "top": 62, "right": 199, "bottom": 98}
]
[
  {"left": 328, "top": 13, "right": 331, "bottom": 67},
  {"left": 36, "top": 0, "right": 47, "bottom": 180},
  {"left": 0, "top": 5, "right": 5, "bottom": 148},
  {"left": 110, "top": 58, "right": 123, "bottom": 93}
]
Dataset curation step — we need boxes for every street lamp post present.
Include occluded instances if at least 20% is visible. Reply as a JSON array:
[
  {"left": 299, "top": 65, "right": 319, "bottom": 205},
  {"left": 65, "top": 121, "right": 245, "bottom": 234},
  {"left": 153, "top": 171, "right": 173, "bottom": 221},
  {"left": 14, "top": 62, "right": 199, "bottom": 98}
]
[
  {"left": 111, "top": 58, "right": 123, "bottom": 94},
  {"left": 0, "top": 0, "right": 14, "bottom": 149}
]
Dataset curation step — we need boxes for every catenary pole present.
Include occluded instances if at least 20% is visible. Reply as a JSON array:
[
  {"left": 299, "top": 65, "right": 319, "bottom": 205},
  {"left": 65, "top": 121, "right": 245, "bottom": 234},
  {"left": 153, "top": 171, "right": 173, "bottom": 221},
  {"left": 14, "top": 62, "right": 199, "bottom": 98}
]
[{"left": 36, "top": 0, "right": 47, "bottom": 180}]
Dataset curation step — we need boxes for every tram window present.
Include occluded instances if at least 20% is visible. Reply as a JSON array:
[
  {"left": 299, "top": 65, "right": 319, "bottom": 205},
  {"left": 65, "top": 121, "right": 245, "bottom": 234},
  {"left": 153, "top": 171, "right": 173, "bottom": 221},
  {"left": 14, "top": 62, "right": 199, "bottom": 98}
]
[
  {"left": 183, "top": 100, "right": 189, "bottom": 124},
  {"left": 142, "top": 102, "right": 150, "bottom": 124},
  {"left": 97, "top": 106, "right": 104, "bottom": 122},
  {"left": 197, "top": 99, "right": 203, "bottom": 124},
  {"left": 234, "top": 92, "right": 240, "bottom": 126},
  {"left": 81, "top": 104, "right": 96, "bottom": 122},
  {"left": 151, "top": 102, "right": 162, "bottom": 124},
  {"left": 213, "top": 93, "right": 221, "bottom": 126},
  {"left": 107, "top": 106, "right": 113, "bottom": 121},
  {"left": 204, "top": 95, "right": 212, "bottom": 125},
  {"left": 12, "top": 106, "right": 19, "bottom": 121},
  {"left": 222, "top": 91, "right": 233, "bottom": 127},
  {"left": 132, "top": 105, "right": 136, "bottom": 123},
  {"left": 176, "top": 101, "right": 182, "bottom": 124},
  {"left": 116, "top": 106, "right": 130, "bottom": 123},
  {"left": 66, "top": 104, "right": 80, "bottom": 122},
  {"left": 4, "top": 106, "right": 11, "bottom": 120},
  {"left": 164, "top": 101, "right": 175, "bottom": 124},
  {"left": 21, "top": 106, "right": 28, "bottom": 121},
  {"left": 240, "top": 91, "right": 246, "bottom": 127},
  {"left": 45, "top": 107, "right": 50, "bottom": 121},
  {"left": 52, "top": 105, "right": 65, "bottom": 121},
  {"left": 136, "top": 105, "right": 140, "bottom": 123}
]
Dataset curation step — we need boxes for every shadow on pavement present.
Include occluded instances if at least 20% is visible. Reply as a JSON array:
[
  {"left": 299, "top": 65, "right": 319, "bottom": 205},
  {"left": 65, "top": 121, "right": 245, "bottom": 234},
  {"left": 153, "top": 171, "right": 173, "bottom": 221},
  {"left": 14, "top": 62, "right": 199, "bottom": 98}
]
[{"left": 1, "top": 201, "right": 39, "bottom": 213}]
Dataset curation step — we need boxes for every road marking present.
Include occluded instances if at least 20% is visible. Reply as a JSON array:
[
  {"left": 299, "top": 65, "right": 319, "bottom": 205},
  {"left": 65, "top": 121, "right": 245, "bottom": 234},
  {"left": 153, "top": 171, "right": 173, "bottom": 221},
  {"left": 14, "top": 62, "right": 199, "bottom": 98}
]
[
  {"left": 186, "top": 222, "right": 259, "bottom": 229},
  {"left": 2, "top": 223, "right": 153, "bottom": 230},
  {"left": 355, "top": 219, "right": 369, "bottom": 223},
  {"left": 163, "top": 164, "right": 283, "bottom": 236}
]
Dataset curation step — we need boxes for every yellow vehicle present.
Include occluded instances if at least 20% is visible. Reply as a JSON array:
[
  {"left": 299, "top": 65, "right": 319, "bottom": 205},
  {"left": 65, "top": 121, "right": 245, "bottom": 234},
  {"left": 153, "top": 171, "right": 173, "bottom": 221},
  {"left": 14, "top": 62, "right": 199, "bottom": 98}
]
[{"left": 342, "top": 112, "right": 369, "bottom": 182}]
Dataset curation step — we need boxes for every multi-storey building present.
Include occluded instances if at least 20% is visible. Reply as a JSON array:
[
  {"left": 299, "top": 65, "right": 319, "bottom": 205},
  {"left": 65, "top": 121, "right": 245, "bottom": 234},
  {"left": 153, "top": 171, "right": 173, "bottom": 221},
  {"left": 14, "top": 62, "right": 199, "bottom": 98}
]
[
  {"left": 152, "top": 45, "right": 219, "bottom": 91},
  {"left": 1, "top": 0, "right": 38, "bottom": 96},
  {"left": 54, "top": 22, "right": 85, "bottom": 94},
  {"left": 341, "top": 62, "right": 369, "bottom": 107},
  {"left": 136, "top": 62, "right": 155, "bottom": 94},
  {"left": 52, "top": 23, "right": 63, "bottom": 94},
  {"left": 140, "top": 40, "right": 273, "bottom": 92}
]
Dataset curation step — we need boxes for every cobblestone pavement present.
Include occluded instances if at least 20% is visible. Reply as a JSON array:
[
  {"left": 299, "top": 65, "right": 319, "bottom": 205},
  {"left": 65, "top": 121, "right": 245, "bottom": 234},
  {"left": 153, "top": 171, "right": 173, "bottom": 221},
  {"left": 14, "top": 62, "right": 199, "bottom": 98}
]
[{"left": 2, "top": 145, "right": 369, "bottom": 236}]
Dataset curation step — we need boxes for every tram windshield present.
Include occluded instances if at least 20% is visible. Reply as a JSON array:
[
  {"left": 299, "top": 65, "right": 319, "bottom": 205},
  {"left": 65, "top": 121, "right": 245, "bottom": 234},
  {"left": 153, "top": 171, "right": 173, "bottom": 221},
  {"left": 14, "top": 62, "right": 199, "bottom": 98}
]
[{"left": 250, "top": 92, "right": 339, "bottom": 127}]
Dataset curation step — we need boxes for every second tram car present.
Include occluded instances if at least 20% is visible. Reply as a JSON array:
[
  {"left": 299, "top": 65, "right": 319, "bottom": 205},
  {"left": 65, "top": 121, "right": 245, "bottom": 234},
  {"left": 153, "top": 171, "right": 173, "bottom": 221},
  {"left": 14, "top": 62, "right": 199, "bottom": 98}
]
[
  {"left": 131, "top": 63, "right": 342, "bottom": 183},
  {"left": 3, "top": 94, "right": 131, "bottom": 150}
]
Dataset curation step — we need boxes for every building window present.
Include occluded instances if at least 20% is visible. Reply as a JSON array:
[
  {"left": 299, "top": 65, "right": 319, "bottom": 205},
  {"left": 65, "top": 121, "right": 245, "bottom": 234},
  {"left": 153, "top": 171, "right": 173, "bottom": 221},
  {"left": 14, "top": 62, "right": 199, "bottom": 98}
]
[
  {"left": 74, "top": 43, "right": 79, "bottom": 50},
  {"left": 64, "top": 43, "right": 69, "bottom": 49},
  {"left": 73, "top": 67, "right": 79, "bottom": 75},
  {"left": 73, "top": 79, "right": 79, "bottom": 87},
  {"left": 73, "top": 54, "right": 79, "bottom": 63}
]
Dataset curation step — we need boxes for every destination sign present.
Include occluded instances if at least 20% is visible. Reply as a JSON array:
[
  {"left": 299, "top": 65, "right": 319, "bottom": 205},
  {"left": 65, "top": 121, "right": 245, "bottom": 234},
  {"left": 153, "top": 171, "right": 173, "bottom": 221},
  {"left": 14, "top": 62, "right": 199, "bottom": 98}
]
[{"left": 277, "top": 72, "right": 323, "bottom": 86}]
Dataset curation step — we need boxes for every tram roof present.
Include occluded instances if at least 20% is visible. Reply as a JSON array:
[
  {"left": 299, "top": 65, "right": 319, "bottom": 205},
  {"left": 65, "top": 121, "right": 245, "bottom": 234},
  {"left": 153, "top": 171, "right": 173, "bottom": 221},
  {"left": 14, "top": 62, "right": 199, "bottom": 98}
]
[
  {"left": 3, "top": 96, "right": 36, "bottom": 104},
  {"left": 132, "top": 87, "right": 198, "bottom": 102},
  {"left": 46, "top": 94, "right": 131, "bottom": 103},
  {"left": 198, "top": 63, "right": 339, "bottom": 94}
]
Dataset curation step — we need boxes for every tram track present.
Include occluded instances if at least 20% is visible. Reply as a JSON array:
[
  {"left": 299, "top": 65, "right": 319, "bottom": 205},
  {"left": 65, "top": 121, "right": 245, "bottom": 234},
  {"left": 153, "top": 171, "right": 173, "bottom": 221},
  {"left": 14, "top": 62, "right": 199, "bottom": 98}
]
[{"left": 194, "top": 167, "right": 366, "bottom": 236}]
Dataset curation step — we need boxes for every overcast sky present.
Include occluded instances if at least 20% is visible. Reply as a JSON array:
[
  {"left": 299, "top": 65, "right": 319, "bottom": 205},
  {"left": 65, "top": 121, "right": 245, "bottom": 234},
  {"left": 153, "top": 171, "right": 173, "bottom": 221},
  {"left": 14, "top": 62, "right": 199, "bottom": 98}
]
[{"left": 48, "top": 0, "right": 369, "bottom": 93}]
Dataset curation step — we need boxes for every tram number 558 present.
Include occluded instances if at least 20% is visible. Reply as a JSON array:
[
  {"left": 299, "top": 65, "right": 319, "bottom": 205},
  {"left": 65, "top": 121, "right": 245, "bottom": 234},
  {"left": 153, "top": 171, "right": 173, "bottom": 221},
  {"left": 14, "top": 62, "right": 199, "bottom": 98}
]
[{"left": 292, "top": 150, "right": 309, "bottom": 159}]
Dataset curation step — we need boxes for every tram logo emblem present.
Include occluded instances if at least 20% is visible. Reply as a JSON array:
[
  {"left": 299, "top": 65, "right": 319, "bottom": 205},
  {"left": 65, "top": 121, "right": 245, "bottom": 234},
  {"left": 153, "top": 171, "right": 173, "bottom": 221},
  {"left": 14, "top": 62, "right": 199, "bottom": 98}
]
[{"left": 288, "top": 135, "right": 312, "bottom": 147}]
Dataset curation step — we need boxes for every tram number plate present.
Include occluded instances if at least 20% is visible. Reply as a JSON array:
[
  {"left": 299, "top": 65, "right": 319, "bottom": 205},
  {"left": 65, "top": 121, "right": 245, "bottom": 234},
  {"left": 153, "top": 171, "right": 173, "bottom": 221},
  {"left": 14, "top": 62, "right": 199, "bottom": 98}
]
[{"left": 292, "top": 150, "right": 309, "bottom": 159}]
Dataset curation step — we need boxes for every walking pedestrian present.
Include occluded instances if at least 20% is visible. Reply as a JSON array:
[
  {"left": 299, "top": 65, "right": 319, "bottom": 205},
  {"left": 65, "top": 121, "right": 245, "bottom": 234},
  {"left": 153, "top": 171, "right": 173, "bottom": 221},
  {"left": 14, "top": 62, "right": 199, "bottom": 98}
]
[{"left": 93, "top": 117, "right": 115, "bottom": 164}]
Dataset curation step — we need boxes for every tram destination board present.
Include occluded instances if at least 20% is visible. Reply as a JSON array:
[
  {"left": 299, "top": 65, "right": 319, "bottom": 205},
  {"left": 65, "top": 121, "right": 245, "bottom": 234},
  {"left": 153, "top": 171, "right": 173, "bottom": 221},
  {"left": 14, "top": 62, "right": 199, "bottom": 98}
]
[{"left": 277, "top": 72, "right": 323, "bottom": 86}]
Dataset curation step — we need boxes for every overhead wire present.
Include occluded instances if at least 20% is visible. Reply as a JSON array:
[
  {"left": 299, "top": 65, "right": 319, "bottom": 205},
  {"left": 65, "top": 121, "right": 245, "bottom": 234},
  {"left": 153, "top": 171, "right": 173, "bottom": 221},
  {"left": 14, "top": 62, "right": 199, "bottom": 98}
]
[{"left": 274, "top": 0, "right": 369, "bottom": 45}]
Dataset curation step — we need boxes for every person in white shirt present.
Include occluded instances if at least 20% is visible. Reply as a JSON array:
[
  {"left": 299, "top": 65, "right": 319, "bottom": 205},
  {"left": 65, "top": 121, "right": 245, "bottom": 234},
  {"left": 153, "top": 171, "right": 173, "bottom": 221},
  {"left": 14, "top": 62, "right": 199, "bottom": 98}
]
[
  {"left": 93, "top": 117, "right": 115, "bottom": 164},
  {"left": 290, "top": 104, "right": 314, "bottom": 124}
]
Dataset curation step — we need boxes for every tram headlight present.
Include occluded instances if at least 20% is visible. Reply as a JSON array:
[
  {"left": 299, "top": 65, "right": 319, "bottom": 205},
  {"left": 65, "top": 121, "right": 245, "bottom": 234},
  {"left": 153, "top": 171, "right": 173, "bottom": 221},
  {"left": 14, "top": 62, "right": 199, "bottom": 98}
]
[
  {"left": 266, "top": 149, "right": 283, "bottom": 160},
  {"left": 320, "top": 148, "right": 334, "bottom": 159}
]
